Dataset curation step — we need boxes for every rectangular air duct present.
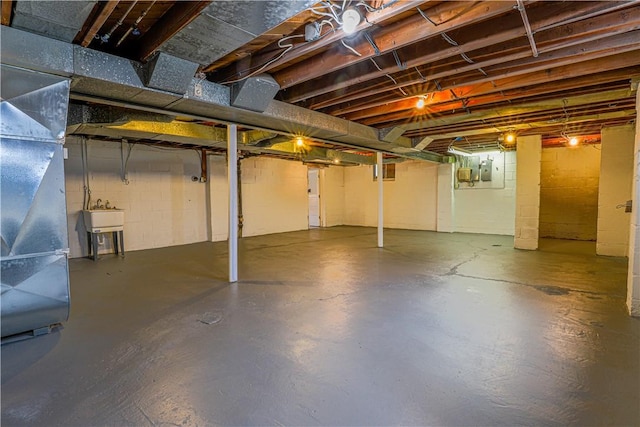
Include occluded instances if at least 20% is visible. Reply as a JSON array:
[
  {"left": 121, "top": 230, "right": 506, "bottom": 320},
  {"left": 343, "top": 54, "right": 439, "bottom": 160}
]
[
  {"left": 143, "top": 52, "right": 199, "bottom": 95},
  {"left": 230, "top": 74, "right": 280, "bottom": 112},
  {"left": 1, "top": 64, "right": 71, "bottom": 339}
]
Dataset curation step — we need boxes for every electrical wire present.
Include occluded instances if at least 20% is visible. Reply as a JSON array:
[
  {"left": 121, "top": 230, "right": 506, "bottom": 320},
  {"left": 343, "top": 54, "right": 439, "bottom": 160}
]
[
  {"left": 222, "top": 0, "right": 397, "bottom": 84},
  {"left": 222, "top": 34, "right": 305, "bottom": 84},
  {"left": 341, "top": 39, "right": 362, "bottom": 56}
]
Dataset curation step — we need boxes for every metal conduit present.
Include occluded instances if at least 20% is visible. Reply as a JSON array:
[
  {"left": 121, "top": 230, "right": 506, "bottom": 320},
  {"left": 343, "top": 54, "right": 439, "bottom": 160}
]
[{"left": 517, "top": 0, "right": 538, "bottom": 57}]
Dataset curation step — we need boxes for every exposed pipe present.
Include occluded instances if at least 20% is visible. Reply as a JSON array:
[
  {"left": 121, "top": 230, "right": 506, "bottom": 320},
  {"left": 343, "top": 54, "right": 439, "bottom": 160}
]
[
  {"left": 101, "top": 0, "right": 138, "bottom": 44},
  {"left": 516, "top": 0, "right": 538, "bottom": 57},
  {"left": 116, "top": 0, "right": 156, "bottom": 47},
  {"left": 237, "top": 157, "right": 244, "bottom": 238},
  {"left": 200, "top": 148, "right": 207, "bottom": 183}
]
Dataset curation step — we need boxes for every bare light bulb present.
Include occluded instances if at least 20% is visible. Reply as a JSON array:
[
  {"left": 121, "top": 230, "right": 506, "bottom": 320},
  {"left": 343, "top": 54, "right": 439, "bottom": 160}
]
[
  {"left": 505, "top": 133, "right": 515, "bottom": 143},
  {"left": 416, "top": 97, "right": 425, "bottom": 109},
  {"left": 296, "top": 137, "right": 304, "bottom": 147},
  {"left": 568, "top": 137, "right": 579, "bottom": 146},
  {"left": 342, "top": 8, "right": 361, "bottom": 34}
]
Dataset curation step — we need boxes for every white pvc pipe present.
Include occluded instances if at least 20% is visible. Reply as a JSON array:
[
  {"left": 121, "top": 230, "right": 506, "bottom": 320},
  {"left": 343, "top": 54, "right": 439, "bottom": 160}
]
[
  {"left": 377, "top": 151, "right": 384, "bottom": 248},
  {"left": 228, "top": 124, "right": 238, "bottom": 282}
]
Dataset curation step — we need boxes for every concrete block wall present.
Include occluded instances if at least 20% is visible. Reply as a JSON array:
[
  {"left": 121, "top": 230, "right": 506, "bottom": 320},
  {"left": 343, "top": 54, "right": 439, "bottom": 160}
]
[
  {"left": 343, "top": 161, "right": 438, "bottom": 230},
  {"left": 539, "top": 145, "right": 601, "bottom": 240},
  {"left": 64, "top": 137, "right": 208, "bottom": 258},
  {"left": 627, "top": 88, "right": 640, "bottom": 316},
  {"left": 437, "top": 163, "right": 454, "bottom": 232},
  {"left": 240, "top": 156, "right": 308, "bottom": 237},
  {"left": 208, "top": 155, "right": 229, "bottom": 242},
  {"left": 514, "top": 135, "right": 542, "bottom": 250},
  {"left": 598, "top": 125, "right": 635, "bottom": 256},
  {"left": 453, "top": 151, "right": 516, "bottom": 235},
  {"left": 320, "top": 166, "right": 345, "bottom": 227}
]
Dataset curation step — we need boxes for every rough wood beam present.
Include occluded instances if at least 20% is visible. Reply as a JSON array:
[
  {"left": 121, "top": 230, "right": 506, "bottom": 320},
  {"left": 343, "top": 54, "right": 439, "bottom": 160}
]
[
  {"left": 384, "top": 89, "right": 636, "bottom": 131},
  {"left": 310, "top": 22, "right": 640, "bottom": 111},
  {"left": 207, "top": 0, "right": 428, "bottom": 78},
  {"left": 324, "top": 44, "right": 640, "bottom": 117},
  {"left": 135, "top": 1, "right": 211, "bottom": 62},
  {"left": 285, "top": 4, "right": 640, "bottom": 103},
  {"left": 1, "top": 0, "right": 13, "bottom": 26},
  {"left": 409, "top": 99, "right": 637, "bottom": 135},
  {"left": 79, "top": 0, "right": 120, "bottom": 47},
  {"left": 273, "top": 1, "right": 516, "bottom": 89},
  {"left": 359, "top": 78, "right": 633, "bottom": 126},
  {"left": 339, "top": 60, "right": 640, "bottom": 124},
  {"left": 413, "top": 110, "right": 636, "bottom": 141}
]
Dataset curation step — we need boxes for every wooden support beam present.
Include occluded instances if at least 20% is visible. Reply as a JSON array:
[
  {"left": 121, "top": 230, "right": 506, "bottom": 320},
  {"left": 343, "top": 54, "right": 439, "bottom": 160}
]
[
  {"left": 135, "top": 1, "right": 210, "bottom": 62},
  {"left": 285, "top": 3, "right": 640, "bottom": 104},
  {"left": 311, "top": 25, "right": 640, "bottom": 113},
  {"left": 413, "top": 110, "right": 636, "bottom": 141},
  {"left": 399, "top": 89, "right": 635, "bottom": 131},
  {"left": 207, "top": 0, "right": 428, "bottom": 78},
  {"left": 324, "top": 47, "right": 640, "bottom": 118},
  {"left": 348, "top": 64, "right": 640, "bottom": 126},
  {"left": 358, "top": 77, "right": 633, "bottom": 127},
  {"left": 1, "top": 0, "right": 13, "bottom": 26},
  {"left": 272, "top": 1, "right": 516, "bottom": 89}
]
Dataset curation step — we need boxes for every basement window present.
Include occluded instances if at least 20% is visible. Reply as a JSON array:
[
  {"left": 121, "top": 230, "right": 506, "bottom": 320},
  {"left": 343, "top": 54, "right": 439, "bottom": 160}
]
[{"left": 373, "top": 163, "right": 395, "bottom": 181}]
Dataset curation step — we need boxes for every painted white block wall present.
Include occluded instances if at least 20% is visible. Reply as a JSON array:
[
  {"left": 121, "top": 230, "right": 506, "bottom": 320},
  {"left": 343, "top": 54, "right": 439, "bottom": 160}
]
[
  {"left": 320, "top": 166, "right": 345, "bottom": 227},
  {"left": 598, "top": 125, "right": 635, "bottom": 256},
  {"left": 453, "top": 151, "right": 516, "bottom": 235},
  {"left": 515, "top": 135, "right": 542, "bottom": 250},
  {"left": 64, "top": 137, "right": 208, "bottom": 258},
  {"left": 240, "top": 157, "right": 308, "bottom": 237},
  {"left": 539, "top": 146, "right": 601, "bottom": 240},
  {"left": 627, "top": 88, "right": 640, "bottom": 316},
  {"left": 437, "top": 163, "right": 454, "bottom": 232},
  {"left": 208, "top": 155, "right": 229, "bottom": 242},
  {"left": 343, "top": 161, "right": 438, "bottom": 230}
]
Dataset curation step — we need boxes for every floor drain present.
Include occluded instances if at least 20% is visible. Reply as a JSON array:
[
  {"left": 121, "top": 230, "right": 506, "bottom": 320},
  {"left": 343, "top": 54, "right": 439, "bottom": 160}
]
[{"left": 198, "top": 312, "right": 223, "bottom": 325}]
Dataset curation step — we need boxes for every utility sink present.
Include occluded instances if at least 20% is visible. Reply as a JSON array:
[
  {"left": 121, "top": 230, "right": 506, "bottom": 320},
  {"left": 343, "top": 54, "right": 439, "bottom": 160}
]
[{"left": 83, "top": 209, "right": 125, "bottom": 233}]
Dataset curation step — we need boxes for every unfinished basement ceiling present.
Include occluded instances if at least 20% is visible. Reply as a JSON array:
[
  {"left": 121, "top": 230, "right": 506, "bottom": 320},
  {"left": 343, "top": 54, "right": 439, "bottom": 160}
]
[{"left": 2, "top": 0, "right": 639, "bottom": 156}]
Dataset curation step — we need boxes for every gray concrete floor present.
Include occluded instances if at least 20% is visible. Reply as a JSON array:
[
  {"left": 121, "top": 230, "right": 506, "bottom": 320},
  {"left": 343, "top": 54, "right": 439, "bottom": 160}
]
[{"left": 2, "top": 226, "right": 639, "bottom": 426}]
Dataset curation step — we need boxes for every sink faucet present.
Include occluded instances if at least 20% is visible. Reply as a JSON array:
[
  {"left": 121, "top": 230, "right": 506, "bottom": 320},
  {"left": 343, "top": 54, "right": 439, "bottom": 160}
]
[{"left": 95, "top": 199, "right": 103, "bottom": 209}]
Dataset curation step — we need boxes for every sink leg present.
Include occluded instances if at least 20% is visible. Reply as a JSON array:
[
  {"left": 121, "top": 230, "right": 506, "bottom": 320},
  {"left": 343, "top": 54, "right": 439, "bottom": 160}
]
[
  {"left": 87, "top": 231, "right": 92, "bottom": 258},
  {"left": 113, "top": 231, "right": 119, "bottom": 255},
  {"left": 92, "top": 232, "right": 99, "bottom": 261},
  {"left": 119, "top": 230, "right": 125, "bottom": 257}
]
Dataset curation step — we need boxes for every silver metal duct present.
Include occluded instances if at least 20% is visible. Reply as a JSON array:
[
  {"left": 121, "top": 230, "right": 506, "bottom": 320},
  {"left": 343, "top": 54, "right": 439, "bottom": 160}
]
[
  {"left": 143, "top": 52, "right": 199, "bottom": 94},
  {"left": 1, "top": 64, "right": 71, "bottom": 339},
  {"left": 2, "top": 26, "right": 444, "bottom": 163},
  {"left": 12, "top": 1, "right": 97, "bottom": 43},
  {"left": 159, "top": 1, "right": 315, "bottom": 65},
  {"left": 231, "top": 74, "right": 280, "bottom": 113}
]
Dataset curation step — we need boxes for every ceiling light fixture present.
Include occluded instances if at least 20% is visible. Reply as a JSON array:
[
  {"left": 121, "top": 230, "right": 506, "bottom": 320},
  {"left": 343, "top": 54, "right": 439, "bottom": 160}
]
[
  {"left": 568, "top": 136, "right": 579, "bottom": 146},
  {"left": 296, "top": 137, "right": 305, "bottom": 147},
  {"left": 342, "top": 8, "right": 361, "bottom": 35},
  {"left": 505, "top": 132, "right": 515, "bottom": 143},
  {"left": 416, "top": 96, "right": 426, "bottom": 109}
]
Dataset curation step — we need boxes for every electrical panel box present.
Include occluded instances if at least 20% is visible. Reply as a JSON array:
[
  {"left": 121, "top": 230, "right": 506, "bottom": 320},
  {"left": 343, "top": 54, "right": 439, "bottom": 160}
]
[
  {"left": 468, "top": 156, "right": 480, "bottom": 181},
  {"left": 481, "top": 158, "right": 493, "bottom": 181}
]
